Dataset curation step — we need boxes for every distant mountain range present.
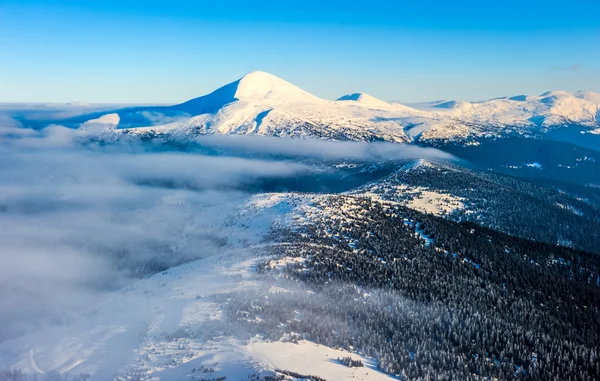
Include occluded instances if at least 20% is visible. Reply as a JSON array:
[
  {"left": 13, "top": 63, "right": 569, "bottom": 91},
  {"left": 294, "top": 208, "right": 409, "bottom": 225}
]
[{"left": 21, "top": 71, "right": 600, "bottom": 145}]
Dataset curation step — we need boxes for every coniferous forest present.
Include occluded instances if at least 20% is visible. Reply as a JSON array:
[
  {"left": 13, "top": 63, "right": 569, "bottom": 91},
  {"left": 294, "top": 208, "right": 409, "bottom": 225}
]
[{"left": 216, "top": 195, "right": 600, "bottom": 380}]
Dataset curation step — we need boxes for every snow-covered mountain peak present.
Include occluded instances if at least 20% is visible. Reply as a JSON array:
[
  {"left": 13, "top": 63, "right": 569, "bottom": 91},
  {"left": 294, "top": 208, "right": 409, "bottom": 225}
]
[
  {"left": 83, "top": 113, "right": 120, "bottom": 126},
  {"left": 539, "top": 90, "right": 573, "bottom": 98},
  {"left": 432, "top": 100, "right": 471, "bottom": 109},
  {"left": 231, "top": 71, "right": 322, "bottom": 105},
  {"left": 337, "top": 92, "right": 393, "bottom": 110},
  {"left": 171, "top": 71, "right": 322, "bottom": 114},
  {"left": 337, "top": 93, "right": 425, "bottom": 116},
  {"left": 507, "top": 95, "right": 531, "bottom": 102},
  {"left": 157, "top": 71, "right": 325, "bottom": 118},
  {"left": 337, "top": 92, "right": 370, "bottom": 102},
  {"left": 573, "top": 90, "right": 600, "bottom": 103}
]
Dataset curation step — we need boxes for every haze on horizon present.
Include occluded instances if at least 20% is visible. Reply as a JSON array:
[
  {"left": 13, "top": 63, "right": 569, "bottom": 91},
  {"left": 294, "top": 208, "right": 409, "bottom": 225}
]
[{"left": 1, "top": 0, "right": 599, "bottom": 104}]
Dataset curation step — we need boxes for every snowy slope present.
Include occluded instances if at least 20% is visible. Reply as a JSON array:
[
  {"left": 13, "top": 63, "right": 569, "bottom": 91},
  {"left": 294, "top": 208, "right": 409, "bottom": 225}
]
[
  {"left": 247, "top": 340, "right": 394, "bottom": 381},
  {"left": 0, "top": 191, "right": 397, "bottom": 381},
  {"left": 337, "top": 92, "right": 399, "bottom": 111},
  {"left": 410, "top": 90, "right": 600, "bottom": 133}
]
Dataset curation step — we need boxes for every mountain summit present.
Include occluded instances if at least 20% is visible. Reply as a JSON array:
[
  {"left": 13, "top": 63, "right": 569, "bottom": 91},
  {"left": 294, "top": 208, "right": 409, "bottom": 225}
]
[
  {"left": 337, "top": 92, "right": 394, "bottom": 110},
  {"left": 230, "top": 71, "right": 322, "bottom": 104},
  {"left": 172, "top": 71, "right": 323, "bottom": 115}
]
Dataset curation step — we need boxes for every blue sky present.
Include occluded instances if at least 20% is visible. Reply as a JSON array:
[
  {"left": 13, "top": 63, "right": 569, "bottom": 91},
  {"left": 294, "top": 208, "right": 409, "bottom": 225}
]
[{"left": 1, "top": 0, "right": 599, "bottom": 103}]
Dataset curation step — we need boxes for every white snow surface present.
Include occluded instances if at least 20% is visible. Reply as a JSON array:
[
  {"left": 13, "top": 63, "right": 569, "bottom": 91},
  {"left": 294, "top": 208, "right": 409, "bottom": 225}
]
[
  {"left": 361, "top": 185, "right": 466, "bottom": 217},
  {"left": 337, "top": 92, "right": 401, "bottom": 111},
  {"left": 353, "top": 160, "right": 468, "bottom": 217},
  {"left": 232, "top": 71, "right": 323, "bottom": 105},
  {"left": 414, "top": 91, "right": 600, "bottom": 129},
  {"left": 247, "top": 340, "right": 394, "bottom": 381},
  {"left": 83, "top": 113, "right": 120, "bottom": 127}
]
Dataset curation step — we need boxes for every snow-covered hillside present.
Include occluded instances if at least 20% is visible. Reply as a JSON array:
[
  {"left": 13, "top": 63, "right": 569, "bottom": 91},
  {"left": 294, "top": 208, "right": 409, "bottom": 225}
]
[
  {"left": 66, "top": 71, "right": 600, "bottom": 143},
  {"left": 0, "top": 192, "right": 398, "bottom": 381},
  {"left": 411, "top": 90, "right": 600, "bottom": 131}
]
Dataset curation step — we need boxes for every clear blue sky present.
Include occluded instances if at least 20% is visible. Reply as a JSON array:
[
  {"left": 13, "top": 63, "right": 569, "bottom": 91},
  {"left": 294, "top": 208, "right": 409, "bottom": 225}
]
[{"left": 1, "top": 0, "right": 599, "bottom": 103}]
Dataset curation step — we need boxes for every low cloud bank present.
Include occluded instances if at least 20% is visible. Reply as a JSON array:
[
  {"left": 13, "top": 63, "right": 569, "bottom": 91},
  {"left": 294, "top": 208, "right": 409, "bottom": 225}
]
[{"left": 195, "top": 134, "right": 455, "bottom": 162}]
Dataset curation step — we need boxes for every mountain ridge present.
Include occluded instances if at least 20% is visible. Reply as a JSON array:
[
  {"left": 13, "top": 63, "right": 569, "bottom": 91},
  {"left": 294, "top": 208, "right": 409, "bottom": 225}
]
[{"left": 20, "top": 71, "right": 600, "bottom": 144}]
